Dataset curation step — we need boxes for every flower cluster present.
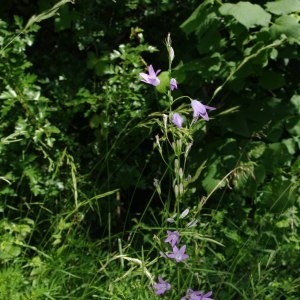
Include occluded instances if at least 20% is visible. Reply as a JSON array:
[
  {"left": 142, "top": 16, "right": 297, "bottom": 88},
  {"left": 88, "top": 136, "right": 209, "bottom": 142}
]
[
  {"left": 144, "top": 34, "right": 213, "bottom": 299},
  {"left": 139, "top": 64, "right": 216, "bottom": 128},
  {"left": 165, "top": 231, "right": 189, "bottom": 263}
]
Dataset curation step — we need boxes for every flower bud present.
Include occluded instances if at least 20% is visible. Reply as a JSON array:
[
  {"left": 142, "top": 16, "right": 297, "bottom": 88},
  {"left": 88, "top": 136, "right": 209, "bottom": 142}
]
[{"left": 169, "top": 46, "right": 175, "bottom": 62}]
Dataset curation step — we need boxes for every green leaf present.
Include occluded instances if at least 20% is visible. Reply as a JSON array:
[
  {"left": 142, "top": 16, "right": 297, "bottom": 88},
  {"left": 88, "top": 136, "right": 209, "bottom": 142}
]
[
  {"left": 286, "top": 117, "right": 300, "bottom": 136},
  {"left": 265, "top": 0, "right": 300, "bottom": 15},
  {"left": 290, "top": 95, "right": 300, "bottom": 113},
  {"left": 262, "top": 143, "right": 292, "bottom": 172},
  {"left": 291, "top": 155, "right": 300, "bottom": 173},
  {"left": 219, "top": 2, "right": 271, "bottom": 29},
  {"left": 197, "top": 25, "right": 223, "bottom": 54},
  {"left": 275, "top": 218, "right": 290, "bottom": 228},
  {"left": 155, "top": 71, "right": 169, "bottom": 94},
  {"left": 248, "top": 142, "right": 266, "bottom": 159},
  {"left": 180, "top": 0, "right": 216, "bottom": 36},
  {"left": 220, "top": 115, "right": 250, "bottom": 137},
  {"left": 260, "top": 178, "right": 297, "bottom": 212},
  {"left": 270, "top": 15, "right": 300, "bottom": 43},
  {"left": 202, "top": 160, "right": 226, "bottom": 193},
  {"left": 259, "top": 70, "right": 285, "bottom": 90}
]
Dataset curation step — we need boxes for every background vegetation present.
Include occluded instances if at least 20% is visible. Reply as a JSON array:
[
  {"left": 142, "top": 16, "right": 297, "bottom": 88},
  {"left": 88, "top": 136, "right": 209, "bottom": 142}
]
[{"left": 0, "top": 0, "right": 299, "bottom": 299}]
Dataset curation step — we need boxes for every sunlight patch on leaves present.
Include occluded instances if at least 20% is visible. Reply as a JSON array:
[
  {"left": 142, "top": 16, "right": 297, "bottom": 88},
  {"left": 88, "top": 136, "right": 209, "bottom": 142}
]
[{"left": 219, "top": 2, "right": 271, "bottom": 29}]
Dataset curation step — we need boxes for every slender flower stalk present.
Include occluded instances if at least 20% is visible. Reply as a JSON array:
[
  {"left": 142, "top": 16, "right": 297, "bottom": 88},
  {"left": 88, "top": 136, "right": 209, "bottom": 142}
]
[{"left": 145, "top": 34, "right": 216, "bottom": 298}]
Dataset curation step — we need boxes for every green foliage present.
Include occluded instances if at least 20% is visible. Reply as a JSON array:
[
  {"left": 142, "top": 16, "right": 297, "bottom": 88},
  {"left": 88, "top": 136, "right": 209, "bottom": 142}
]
[
  {"left": 219, "top": 2, "right": 271, "bottom": 29},
  {"left": 0, "top": 0, "right": 299, "bottom": 299},
  {"left": 177, "top": 1, "right": 300, "bottom": 298}
]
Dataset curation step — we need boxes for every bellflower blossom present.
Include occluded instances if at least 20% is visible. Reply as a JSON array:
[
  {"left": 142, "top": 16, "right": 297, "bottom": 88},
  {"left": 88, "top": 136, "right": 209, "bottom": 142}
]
[
  {"left": 164, "top": 230, "right": 180, "bottom": 247},
  {"left": 153, "top": 276, "right": 171, "bottom": 295},
  {"left": 181, "top": 289, "right": 213, "bottom": 300},
  {"left": 167, "top": 245, "right": 189, "bottom": 263},
  {"left": 172, "top": 113, "right": 183, "bottom": 128},
  {"left": 191, "top": 100, "right": 216, "bottom": 121},
  {"left": 180, "top": 208, "right": 189, "bottom": 219},
  {"left": 170, "top": 78, "right": 178, "bottom": 91},
  {"left": 139, "top": 65, "right": 161, "bottom": 86}
]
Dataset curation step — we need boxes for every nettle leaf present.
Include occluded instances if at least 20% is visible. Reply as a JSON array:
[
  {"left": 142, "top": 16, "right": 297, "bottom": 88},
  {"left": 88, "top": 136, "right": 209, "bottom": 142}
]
[
  {"left": 219, "top": 2, "right": 271, "bottom": 29},
  {"left": 270, "top": 15, "right": 300, "bottom": 43},
  {"left": 265, "top": 0, "right": 300, "bottom": 15}
]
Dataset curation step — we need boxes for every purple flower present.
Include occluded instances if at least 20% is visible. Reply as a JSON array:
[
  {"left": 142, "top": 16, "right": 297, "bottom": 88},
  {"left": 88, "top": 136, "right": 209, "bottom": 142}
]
[
  {"left": 167, "top": 245, "right": 189, "bottom": 263},
  {"left": 164, "top": 230, "right": 180, "bottom": 247},
  {"left": 170, "top": 78, "right": 178, "bottom": 91},
  {"left": 191, "top": 100, "right": 216, "bottom": 121},
  {"left": 153, "top": 276, "right": 171, "bottom": 295},
  {"left": 181, "top": 289, "right": 213, "bottom": 300},
  {"left": 139, "top": 65, "right": 161, "bottom": 86},
  {"left": 172, "top": 113, "right": 183, "bottom": 128},
  {"left": 201, "top": 291, "right": 213, "bottom": 300}
]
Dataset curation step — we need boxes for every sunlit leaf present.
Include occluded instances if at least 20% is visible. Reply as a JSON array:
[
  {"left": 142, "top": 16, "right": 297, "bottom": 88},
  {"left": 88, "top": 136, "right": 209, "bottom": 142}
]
[{"left": 219, "top": 2, "right": 271, "bottom": 29}]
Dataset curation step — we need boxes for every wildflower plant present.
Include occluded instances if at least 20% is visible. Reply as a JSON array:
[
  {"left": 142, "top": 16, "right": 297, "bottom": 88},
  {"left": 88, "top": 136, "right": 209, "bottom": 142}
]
[{"left": 139, "top": 33, "right": 215, "bottom": 298}]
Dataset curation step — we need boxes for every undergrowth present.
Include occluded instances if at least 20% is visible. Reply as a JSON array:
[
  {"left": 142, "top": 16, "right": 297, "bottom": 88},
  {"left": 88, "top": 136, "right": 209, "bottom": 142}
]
[{"left": 0, "top": 1, "right": 300, "bottom": 299}]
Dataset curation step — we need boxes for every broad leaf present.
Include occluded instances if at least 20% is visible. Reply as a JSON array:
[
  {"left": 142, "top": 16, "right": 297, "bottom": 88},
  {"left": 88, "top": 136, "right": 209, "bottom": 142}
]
[
  {"left": 270, "top": 15, "right": 300, "bottom": 43},
  {"left": 180, "top": 0, "right": 217, "bottom": 36},
  {"left": 265, "top": 0, "right": 300, "bottom": 15},
  {"left": 219, "top": 2, "right": 271, "bottom": 29}
]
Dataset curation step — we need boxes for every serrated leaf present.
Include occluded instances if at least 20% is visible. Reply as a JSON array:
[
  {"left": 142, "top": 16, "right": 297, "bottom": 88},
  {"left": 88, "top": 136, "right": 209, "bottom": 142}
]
[
  {"left": 219, "top": 2, "right": 271, "bottom": 29},
  {"left": 265, "top": 0, "right": 300, "bottom": 15}
]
